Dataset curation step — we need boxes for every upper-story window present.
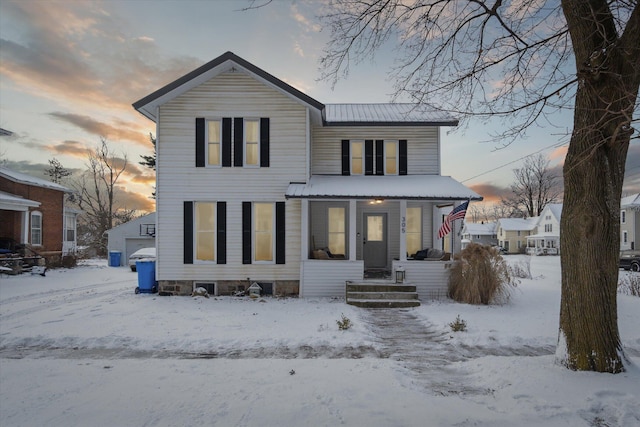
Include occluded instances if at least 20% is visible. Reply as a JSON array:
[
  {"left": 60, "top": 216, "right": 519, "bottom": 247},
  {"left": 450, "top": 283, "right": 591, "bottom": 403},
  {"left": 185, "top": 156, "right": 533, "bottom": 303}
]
[
  {"left": 245, "top": 119, "right": 260, "bottom": 167},
  {"left": 385, "top": 141, "right": 398, "bottom": 175},
  {"left": 351, "top": 141, "right": 364, "bottom": 175},
  {"left": 31, "top": 211, "right": 42, "bottom": 246},
  {"left": 207, "top": 119, "right": 222, "bottom": 166}
]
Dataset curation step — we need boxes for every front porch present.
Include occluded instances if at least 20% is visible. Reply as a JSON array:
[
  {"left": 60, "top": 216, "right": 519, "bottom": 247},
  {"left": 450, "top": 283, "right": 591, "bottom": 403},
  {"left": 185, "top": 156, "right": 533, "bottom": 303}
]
[{"left": 526, "top": 234, "right": 560, "bottom": 255}]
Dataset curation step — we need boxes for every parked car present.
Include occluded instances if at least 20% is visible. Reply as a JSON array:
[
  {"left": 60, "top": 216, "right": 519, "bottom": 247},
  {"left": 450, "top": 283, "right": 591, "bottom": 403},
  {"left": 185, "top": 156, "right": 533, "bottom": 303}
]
[
  {"left": 128, "top": 247, "right": 156, "bottom": 272},
  {"left": 619, "top": 252, "right": 640, "bottom": 272}
]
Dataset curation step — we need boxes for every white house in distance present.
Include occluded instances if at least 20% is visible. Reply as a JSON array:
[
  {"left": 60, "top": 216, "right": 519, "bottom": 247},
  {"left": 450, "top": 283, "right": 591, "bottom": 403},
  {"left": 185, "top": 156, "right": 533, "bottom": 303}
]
[
  {"left": 621, "top": 193, "right": 640, "bottom": 251},
  {"left": 526, "top": 203, "right": 562, "bottom": 255},
  {"left": 461, "top": 222, "right": 497, "bottom": 249},
  {"left": 496, "top": 217, "right": 538, "bottom": 254},
  {"left": 133, "top": 52, "right": 481, "bottom": 299},
  {"left": 106, "top": 212, "right": 156, "bottom": 266}
]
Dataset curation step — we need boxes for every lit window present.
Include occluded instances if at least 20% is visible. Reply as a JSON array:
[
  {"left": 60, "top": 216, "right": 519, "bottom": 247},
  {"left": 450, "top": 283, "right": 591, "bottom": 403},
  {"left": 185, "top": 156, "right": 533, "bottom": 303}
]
[
  {"left": 385, "top": 141, "right": 398, "bottom": 175},
  {"left": 351, "top": 141, "right": 364, "bottom": 175},
  {"left": 31, "top": 211, "right": 42, "bottom": 246},
  {"left": 245, "top": 119, "right": 259, "bottom": 166},
  {"left": 406, "top": 207, "right": 421, "bottom": 256},
  {"left": 195, "top": 202, "right": 215, "bottom": 261},
  {"left": 328, "top": 207, "right": 346, "bottom": 255},
  {"left": 207, "top": 120, "right": 221, "bottom": 166},
  {"left": 254, "top": 203, "right": 274, "bottom": 262}
]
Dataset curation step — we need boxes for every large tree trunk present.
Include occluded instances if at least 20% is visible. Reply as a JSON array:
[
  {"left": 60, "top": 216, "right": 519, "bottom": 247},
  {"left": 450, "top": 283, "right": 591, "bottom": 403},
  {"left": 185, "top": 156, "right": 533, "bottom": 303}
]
[{"left": 558, "top": 0, "right": 639, "bottom": 373}]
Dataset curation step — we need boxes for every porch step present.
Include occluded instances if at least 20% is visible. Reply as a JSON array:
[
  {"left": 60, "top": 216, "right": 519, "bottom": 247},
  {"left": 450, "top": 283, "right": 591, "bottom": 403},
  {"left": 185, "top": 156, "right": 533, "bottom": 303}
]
[{"left": 346, "top": 281, "right": 420, "bottom": 308}]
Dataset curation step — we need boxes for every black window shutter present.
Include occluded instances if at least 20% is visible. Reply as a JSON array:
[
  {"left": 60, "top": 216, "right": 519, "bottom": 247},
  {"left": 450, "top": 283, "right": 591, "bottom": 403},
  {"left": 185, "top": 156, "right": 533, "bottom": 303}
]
[
  {"left": 341, "top": 140, "right": 350, "bottom": 175},
  {"left": 222, "top": 118, "right": 232, "bottom": 167},
  {"left": 375, "top": 140, "right": 384, "bottom": 175},
  {"left": 399, "top": 140, "right": 408, "bottom": 175},
  {"left": 195, "top": 118, "right": 205, "bottom": 167},
  {"left": 365, "top": 140, "right": 374, "bottom": 175},
  {"left": 217, "top": 202, "right": 226, "bottom": 264},
  {"left": 242, "top": 202, "right": 252, "bottom": 264},
  {"left": 234, "top": 118, "right": 244, "bottom": 167},
  {"left": 260, "top": 118, "right": 270, "bottom": 167},
  {"left": 184, "top": 202, "right": 193, "bottom": 264},
  {"left": 276, "top": 202, "right": 285, "bottom": 264}
]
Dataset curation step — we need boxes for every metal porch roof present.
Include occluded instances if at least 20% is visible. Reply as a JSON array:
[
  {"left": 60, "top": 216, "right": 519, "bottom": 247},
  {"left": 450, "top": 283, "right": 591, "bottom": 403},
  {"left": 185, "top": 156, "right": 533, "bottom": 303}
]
[{"left": 286, "top": 175, "right": 482, "bottom": 201}]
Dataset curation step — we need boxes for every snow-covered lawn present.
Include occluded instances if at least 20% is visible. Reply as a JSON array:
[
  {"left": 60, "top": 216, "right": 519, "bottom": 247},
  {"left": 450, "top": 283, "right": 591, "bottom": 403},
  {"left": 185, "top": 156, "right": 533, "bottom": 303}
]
[{"left": 1, "top": 256, "right": 638, "bottom": 426}]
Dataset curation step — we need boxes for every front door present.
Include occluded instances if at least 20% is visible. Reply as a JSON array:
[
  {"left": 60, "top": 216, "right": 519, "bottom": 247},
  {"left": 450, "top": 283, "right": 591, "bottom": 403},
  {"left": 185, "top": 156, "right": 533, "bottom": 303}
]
[{"left": 363, "top": 213, "right": 387, "bottom": 268}]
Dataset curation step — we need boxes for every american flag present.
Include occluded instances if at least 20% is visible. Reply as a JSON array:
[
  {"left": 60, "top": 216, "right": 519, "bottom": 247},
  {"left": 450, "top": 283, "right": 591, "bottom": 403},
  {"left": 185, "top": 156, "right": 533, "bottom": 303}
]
[{"left": 437, "top": 200, "right": 469, "bottom": 239}]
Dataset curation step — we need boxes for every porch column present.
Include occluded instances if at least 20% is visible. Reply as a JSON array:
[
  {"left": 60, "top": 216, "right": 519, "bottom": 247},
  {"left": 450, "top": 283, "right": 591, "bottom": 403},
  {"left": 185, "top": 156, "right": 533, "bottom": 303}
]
[
  {"left": 21, "top": 211, "right": 29, "bottom": 243},
  {"left": 301, "top": 199, "right": 309, "bottom": 260},
  {"left": 399, "top": 200, "right": 407, "bottom": 261},
  {"left": 349, "top": 200, "right": 356, "bottom": 261}
]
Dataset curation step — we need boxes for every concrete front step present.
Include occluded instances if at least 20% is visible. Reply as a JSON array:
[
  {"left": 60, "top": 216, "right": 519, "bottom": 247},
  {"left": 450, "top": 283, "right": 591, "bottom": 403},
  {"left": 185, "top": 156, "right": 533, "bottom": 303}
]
[
  {"left": 346, "top": 281, "right": 420, "bottom": 307},
  {"left": 347, "top": 291, "right": 419, "bottom": 300},
  {"left": 347, "top": 299, "right": 421, "bottom": 308}
]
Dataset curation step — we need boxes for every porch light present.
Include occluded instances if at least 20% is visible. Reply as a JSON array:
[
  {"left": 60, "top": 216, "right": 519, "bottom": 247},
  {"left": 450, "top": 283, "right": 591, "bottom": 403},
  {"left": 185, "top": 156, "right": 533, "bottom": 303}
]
[
  {"left": 395, "top": 266, "right": 405, "bottom": 284},
  {"left": 370, "top": 198, "right": 384, "bottom": 205}
]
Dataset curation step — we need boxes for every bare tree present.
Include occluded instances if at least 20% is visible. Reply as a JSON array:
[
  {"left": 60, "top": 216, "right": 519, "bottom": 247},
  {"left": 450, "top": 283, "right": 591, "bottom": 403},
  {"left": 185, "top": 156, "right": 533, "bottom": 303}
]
[
  {"left": 501, "top": 154, "right": 562, "bottom": 217},
  {"left": 319, "top": 0, "right": 639, "bottom": 372},
  {"left": 74, "top": 138, "right": 130, "bottom": 254}
]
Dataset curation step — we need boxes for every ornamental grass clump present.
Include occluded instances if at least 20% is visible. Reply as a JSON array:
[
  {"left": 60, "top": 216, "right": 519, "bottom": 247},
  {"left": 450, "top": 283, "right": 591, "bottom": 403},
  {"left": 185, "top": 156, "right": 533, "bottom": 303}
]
[{"left": 448, "top": 243, "right": 517, "bottom": 305}]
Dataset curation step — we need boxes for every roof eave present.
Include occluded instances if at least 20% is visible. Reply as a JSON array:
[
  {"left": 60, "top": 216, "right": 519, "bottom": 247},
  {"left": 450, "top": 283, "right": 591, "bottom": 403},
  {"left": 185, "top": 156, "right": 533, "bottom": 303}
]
[{"left": 323, "top": 120, "right": 459, "bottom": 127}]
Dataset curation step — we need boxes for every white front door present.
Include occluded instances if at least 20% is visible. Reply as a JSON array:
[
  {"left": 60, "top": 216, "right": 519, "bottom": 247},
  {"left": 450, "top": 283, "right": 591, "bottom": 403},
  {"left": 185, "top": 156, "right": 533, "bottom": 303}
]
[{"left": 363, "top": 213, "right": 387, "bottom": 268}]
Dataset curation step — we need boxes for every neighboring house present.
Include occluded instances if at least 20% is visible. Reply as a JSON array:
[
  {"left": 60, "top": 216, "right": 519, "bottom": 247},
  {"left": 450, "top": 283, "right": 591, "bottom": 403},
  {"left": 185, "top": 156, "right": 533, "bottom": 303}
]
[
  {"left": 496, "top": 217, "right": 538, "bottom": 254},
  {"left": 0, "top": 166, "right": 79, "bottom": 261},
  {"left": 106, "top": 212, "right": 156, "bottom": 266},
  {"left": 526, "top": 203, "right": 563, "bottom": 255},
  {"left": 461, "top": 222, "right": 497, "bottom": 249},
  {"left": 620, "top": 193, "right": 640, "bottom": 251},
  {"left": 133, "top": 51, "right": 481, "bottom": 298}
]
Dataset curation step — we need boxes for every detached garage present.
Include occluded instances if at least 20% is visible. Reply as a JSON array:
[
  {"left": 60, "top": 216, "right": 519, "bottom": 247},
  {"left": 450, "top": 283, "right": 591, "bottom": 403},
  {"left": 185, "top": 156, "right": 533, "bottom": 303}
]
[{"left": 106, "top": 212, "right": 155, "bottom": 266}]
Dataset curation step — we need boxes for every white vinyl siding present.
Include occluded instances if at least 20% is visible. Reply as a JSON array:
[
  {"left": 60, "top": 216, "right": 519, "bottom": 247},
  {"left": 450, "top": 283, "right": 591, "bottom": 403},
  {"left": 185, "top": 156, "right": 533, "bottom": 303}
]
[
  {"left": 311, "top": 126, "right": 440, "bottom": 175},
  {"left": 156, "top": 72, "right": 305, "bottom": 281}
]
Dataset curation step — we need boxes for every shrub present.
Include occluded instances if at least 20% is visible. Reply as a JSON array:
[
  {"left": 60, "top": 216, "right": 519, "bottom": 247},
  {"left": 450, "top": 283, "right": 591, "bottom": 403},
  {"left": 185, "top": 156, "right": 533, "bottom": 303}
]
[
  {"left": 449, "top": 315, "right": 467, "bottom": 332},
  {"left": 510, "top": 258, "right": 532, "bottom": 279},
  {"left": 618, "top": 274, "right": 640, "bottom": 297},
  {"left": 336, "top": 313, "right": 352, "bottom": 330},
  {"left": 448, "top": 243, "right": 517, "bottom": 305}
]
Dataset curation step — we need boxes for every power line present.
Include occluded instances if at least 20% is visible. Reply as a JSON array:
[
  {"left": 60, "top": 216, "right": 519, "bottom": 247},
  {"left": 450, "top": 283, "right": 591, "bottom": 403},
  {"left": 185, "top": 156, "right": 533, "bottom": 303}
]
[{"left": 461, "top": 141, "right": 567, "bottom": 183}]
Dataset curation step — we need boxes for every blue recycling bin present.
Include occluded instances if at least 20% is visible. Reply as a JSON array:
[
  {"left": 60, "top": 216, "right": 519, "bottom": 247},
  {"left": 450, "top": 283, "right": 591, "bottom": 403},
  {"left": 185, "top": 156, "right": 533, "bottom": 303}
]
[
  {"left": 135, "top": 260, "right": 157, "bottom": 294},
  {"left": 109, "top": 251, "right": 121, "bottom": 267}
]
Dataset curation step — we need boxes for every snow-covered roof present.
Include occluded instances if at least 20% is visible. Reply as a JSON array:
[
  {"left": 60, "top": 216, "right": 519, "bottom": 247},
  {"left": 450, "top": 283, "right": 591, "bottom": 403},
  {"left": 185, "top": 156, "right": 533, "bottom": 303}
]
[
  {"left": 543, "top": 203, "right": 563, "bottom": 221},
  {"left": 0, "top": 166, "right": 71, "bottom": 192},
  {"left": 498, "top": 217, "right": 539, "bottom": 231},
  {"left": 463, "top": 222, "right": 497, "bottom": 235},
  {"left": 527, "top": 233, "right": 560, "bottom": 239},
  {"left": 621, "top": 193, "right": 640, "bottom": 208},
  {"left": 286, "top": 175, "right": 482, "bottom": 200},
  {"left": 324, "top": 104, "right": 458, "bottom": 126},
  {"left": 0, "top": 190, "right": 41, "bottom": 211},
  {"left": 106, "top": 212, "right": 156, "bottom": 234}
]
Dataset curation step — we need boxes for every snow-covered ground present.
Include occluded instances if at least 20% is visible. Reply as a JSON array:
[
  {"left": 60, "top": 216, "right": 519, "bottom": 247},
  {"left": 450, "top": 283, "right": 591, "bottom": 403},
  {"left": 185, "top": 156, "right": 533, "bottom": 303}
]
[{"left": 0, "top": 256, "right": 638, "bottom": 426}]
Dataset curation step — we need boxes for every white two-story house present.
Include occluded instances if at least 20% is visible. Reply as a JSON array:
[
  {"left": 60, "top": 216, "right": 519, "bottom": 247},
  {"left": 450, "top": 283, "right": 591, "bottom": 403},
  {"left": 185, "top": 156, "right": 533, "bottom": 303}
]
[
  {"left": 620, "top": 193, "right": 639, "bottom": 252},
  {"left": 526, "top": 204, "right": 562, "bottom": 255},
  {"left": 133, "top": 52, "right": 481, "bottom": 298}
]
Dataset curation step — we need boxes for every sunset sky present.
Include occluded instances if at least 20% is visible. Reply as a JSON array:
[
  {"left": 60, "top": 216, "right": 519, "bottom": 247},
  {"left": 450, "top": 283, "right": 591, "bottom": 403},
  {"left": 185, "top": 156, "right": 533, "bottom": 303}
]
[{"left": 1, "top": 0, "right": 638, "bottom": 214}]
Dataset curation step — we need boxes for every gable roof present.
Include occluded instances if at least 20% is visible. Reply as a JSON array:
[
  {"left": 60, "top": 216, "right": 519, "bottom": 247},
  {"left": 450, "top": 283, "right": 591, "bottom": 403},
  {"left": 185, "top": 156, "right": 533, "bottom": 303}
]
[
  {"left": 541, "top": 203, "right": 563, "bottom": 221},
  {"left": 463, "top": 222, "right": 497, "bottom": 235},
  {"left": 0, "top": 166, "right": 71, "bottom": 192},
  {"left": 621, "top": 193, "right": 640, "bottom": 208},
  {"left": 133, "top": 52, "right": 458, "bottom": 127},
  {"left": 133, "top": 51, "right": 325, "bottom": 122},
  {"left": 498, "top": 217, "right": 539, "bottom": 232}
]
